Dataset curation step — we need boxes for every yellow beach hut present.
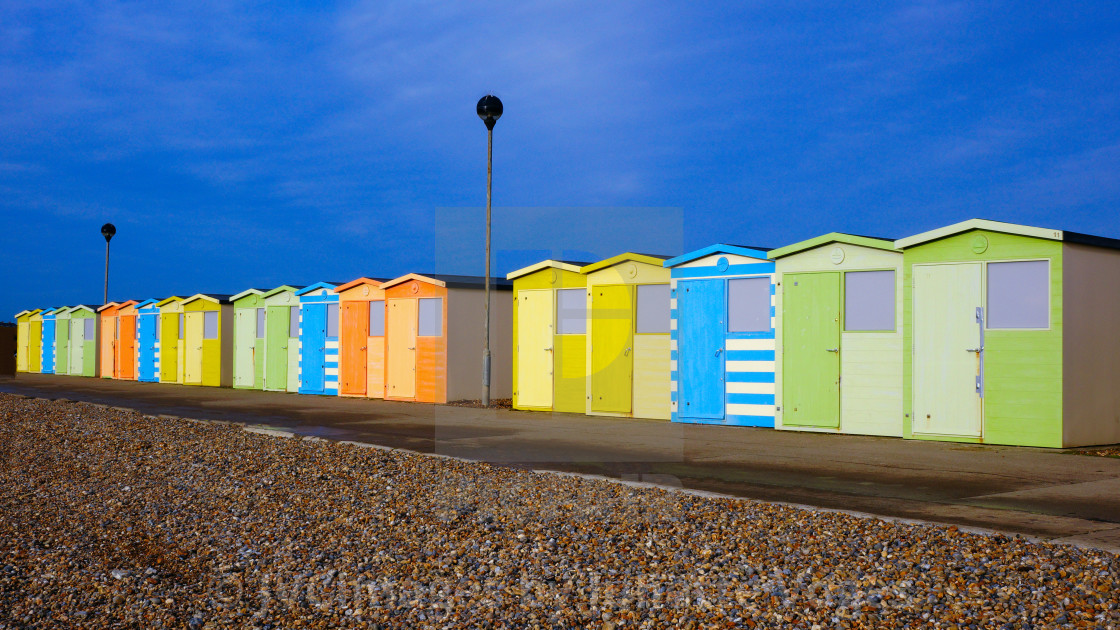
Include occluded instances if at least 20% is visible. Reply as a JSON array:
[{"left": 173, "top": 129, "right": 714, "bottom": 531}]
[
  {"left": 15, "top": 309, "right": 42, "bottom": 373},
  {"left": 581, "top": 253, "right": 673, "bottom": 420},
  {"left": 157, "top": 297, "right": 186, "bottom": 384},
  {"left": 506, "top": 260, "right": 589, "bottom": 413},
  {"left": 180, "top": 294, "right": 233, "bottom": 388}
]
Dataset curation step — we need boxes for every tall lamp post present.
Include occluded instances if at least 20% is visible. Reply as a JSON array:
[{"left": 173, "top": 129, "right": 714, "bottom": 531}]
[
  {"left": 101, "top": 223, "right": 116, "bottom": 304},
  {"left": 476, "top": 94, "right": 503, "bottom": 407}
]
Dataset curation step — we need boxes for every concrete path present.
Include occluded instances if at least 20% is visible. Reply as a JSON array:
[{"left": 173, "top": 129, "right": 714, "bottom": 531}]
[{"left": 3, "top": 373, "right": 1119, "bottom": 552}]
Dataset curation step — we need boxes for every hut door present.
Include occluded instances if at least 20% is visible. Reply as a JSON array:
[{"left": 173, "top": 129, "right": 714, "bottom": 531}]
[
  {"left": 160, "top": 314, "right": 178, "bottom": 382},
  {"left": 184, "top": 313, "right": 204, "bottom": 384},
  {"left": 677, "top": 279, "right": 726, "bottom": 420},
  {"left": 387, "top": 299, "right": 417, "bottom": 398},
  {"left": 119, "top": 316, "right": 137, "bottom": 380},
  {"left": 56, "top": 318, "right": 69, "bottom": 374},
  {"left": 782, "top": 273, "right": 841, "bottom": 428},
  {"left": 42, "top": 318, "right": 55, "bottom": 373},
  {"left": 340, "top": 301, "right": 369, "bottom": 396},
  {"left": 912, "top": 264, "right": 983, "bottom": 437},
  {"left": 591, "top": 285, "right": 634, "bottom": 413},
  {"left": 234, "top": 309, "right": 256, "bottom": 388},
  {"left": 138, "top": 315, "right": 156, "bottom": 380},
  {"left": 301, "top": 303, "right": 327, "bottom": 393},
  {"left": 265, "top": 306, "right": 289, "bottom": 390},
  {"left": 517, "top": 290, "right": 555, "bottom": 408},
  {"left": 71, "top": 319, "right": 84, "bottom": 374}
]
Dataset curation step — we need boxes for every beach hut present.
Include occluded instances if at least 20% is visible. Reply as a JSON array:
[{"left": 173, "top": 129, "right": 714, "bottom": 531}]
[
  {"left": 52, "top": 306, "right": 73, "bottom": 376},
  {"left": 261, "top": 286, "right": 304, "bottom": 392},
  {"left": 133, "top": 299, "right": 162, "bottom": 383},
  {"left": 381, "top": 274, "right": 513, "bottom": 404},
  {"left": 62, "top": 305, "right": 99, "bottom": 377},
  {"left": 157, "top": 297, "right": 186, "bottom": 384},
  {"left": 581, "top": 254, "right": 672, "bottom": 420},
  {"left": 231, "top": 289, "right": 268, "bottom": 390},
  {"left": 97, "top": 301, "right": 136, "bottom": 379},
  {"left": 296, "top": 282, "right": 342, "bottom": 396},
  {"left": 769, "top": 234, "right": 903, "bottom": 436},
  {"left": 664, "top": 245, "right": 775, "bottom": 427},
  {"left": 896, "top": 219, "right": 1120, "bottom": 448},
  {"left": 505, "top": 260, "right": 589, "bottom": 412},
  {"left": 15, "top": 309, "right": 42, "bottom": 373},
  {"left": 181, "top": 294, "right": 233, "bottom": 387},
  {"left": 40, "top": 307, "right": 62, "bottom": 374},
  {"left": 115, "top": 301, "right": 143, "bottom": 381},
  {"left": 334, "top": 278, "right": 389, "bottom": 398}
]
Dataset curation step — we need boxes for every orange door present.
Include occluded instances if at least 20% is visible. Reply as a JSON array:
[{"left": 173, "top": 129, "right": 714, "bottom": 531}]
[
  {"left": 118, "top": 315, "right": 137, "bottom": 380},
  {"left": 339, "top": 301, "right": 369, "bottom": 396},
  {"left": 100, "top": 315, "right": 115, "bottom": 378},
  {"left": 367, "top": 300, "right": 386, "bottom": 398}
]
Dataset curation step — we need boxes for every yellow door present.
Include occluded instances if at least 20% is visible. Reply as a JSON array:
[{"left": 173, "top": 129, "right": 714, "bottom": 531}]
[
  {"left": 386, "top": 299, "right": 417, "bottom": 398},
  {"left": 590, "top": 285, "right": 634, "bottom": 413},
  {"left": 184, "top": 312, "right": 204, "bottom": 385},
  {"left": 517, "top": 290, "right": 555, "bottom": 408}
]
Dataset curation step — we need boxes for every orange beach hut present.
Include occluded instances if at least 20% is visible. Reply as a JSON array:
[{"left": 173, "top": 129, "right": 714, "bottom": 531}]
[
  {"left": 334, "top": 277, "right": 388, "bottom": 398},
  {"left": 98, "top": 301, "right": 137, "bottom": 379}
]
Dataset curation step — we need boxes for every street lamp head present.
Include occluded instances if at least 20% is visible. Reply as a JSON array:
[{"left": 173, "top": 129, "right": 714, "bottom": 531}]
[
  {"left": 476, "top": 94, "right": 503, "bottom": 131},
  {"left": 101, "top": 223, "right": 116, "bottom": 243}
]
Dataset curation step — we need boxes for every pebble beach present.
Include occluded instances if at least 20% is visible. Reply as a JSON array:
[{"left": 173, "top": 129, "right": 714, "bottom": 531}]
[{"left": 0, "top": 392, "right": 1116, "bottom": 629}]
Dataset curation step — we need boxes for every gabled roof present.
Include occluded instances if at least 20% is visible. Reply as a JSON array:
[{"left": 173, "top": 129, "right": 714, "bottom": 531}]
[
  {"left": 294, "top": 282, "right": 339, "bottom": 296},
  {"left": 63, "top": 305, "right": 100, "bottom": 315},
  {"left": 97, "top": 300, "right": 137, "bottom": 313},
  {"left": 506, "top": 259, "right": 591, "bottom": 280},
  {"left": 333, "top": 277, "right": 390, "bottom": 293},
  {"left": 43, "top": 306, "right": 69, "bottom": 316},
  {"left": 133, "top": 298, "right": 161, "bottom": 309},
  {"left": 155, "top": 296, "right": 187, "bottom": 307},
  {"left": 664, "top": 244, "right": 770, "bottom": 268},
  {"left": 181, "top": 293, "right": 232, "bottom": 306},
  {"left": 15, "top": 309, "right": 43, "bottom": 318},
  {"left": 580, "top": 253, "right": 671, "bottom": 274},
  {"left": 768, "top": 233, "right": 899, "bottom": 260},
  {"left": 261, "top": 285, "right": 305, "bottom": 299},
  {"left": 379, "top": 273, "right": 513, "bottom": 290},
  {"left": 895, "top": 219, "right": 1063, "bottom": 249},
  {"left": 230, "top": 288, "right": 268, "bottom": 302}
]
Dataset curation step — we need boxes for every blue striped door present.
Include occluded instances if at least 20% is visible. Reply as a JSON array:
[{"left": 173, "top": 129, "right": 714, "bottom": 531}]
[
  {"left": 138, "top": 314, "right": 158, "bottom": 381},
  {"left": 300, "top": 303, "right": 326, "bottom": 393},
  {"left": 678, "top": 279, "right": 725, "bottom": 419}
]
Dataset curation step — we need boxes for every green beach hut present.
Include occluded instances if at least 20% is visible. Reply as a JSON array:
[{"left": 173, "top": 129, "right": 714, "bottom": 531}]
[
  {"left": 60, "top": 305, "right": 100, "bottom": 377},
  {"left": 261, "top": 285, "right": 304, "bottom": 392},
  {"left": 231, "top": 288, "right": 268, "bottom": 390}
]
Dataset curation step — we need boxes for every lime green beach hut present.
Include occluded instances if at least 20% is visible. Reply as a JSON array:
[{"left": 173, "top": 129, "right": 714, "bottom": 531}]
[
  {"left": 769, "top": 234, "right": 904, "bottom": 437},
  {"left": 15, "top": 309, "right": 42, "bottom": 373},
  {"left": 231, "top": 288, "right": 267, "bottom": 390},
  {"left": 506, "top": 260, "right": 590, "bottom": 413},
  {"left": 60, "top": 305, "right": 100, "bottom": 377},
  {"left": 262, "top": 286, "right": 304, "bottom": 392},
  {"left": 897, "top": 219, "right": 1120, "bottom": 448}
]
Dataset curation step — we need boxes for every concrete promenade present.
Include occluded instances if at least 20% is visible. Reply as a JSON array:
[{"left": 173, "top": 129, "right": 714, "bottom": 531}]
[{"left": 3, "top": 372, "right": 1119, "bottom": 552}]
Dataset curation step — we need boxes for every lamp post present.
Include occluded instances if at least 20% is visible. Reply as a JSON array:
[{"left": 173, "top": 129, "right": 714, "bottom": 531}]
[
  {"left": 476, "top": 94, "right": 503, "bottom": 407},
  {"left": 101, "top": 223, "right": 116, "bottom": 304}
]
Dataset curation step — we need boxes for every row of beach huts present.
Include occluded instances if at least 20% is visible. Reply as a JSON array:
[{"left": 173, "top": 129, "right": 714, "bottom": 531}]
[{"left": 15, "top": 219, "right": 1120, "bottom": 448}]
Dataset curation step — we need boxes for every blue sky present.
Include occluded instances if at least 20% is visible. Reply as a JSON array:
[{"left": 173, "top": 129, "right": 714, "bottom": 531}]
[{"left": 3, "top": 1, "right": 1120, "bottom": 318}]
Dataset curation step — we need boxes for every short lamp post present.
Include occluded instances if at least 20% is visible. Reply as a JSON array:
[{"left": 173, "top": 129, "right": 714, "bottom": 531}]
[
  {"left": 101, "top": 223, "right": 116, "bottom": 304},
  {"left": 476, "top": 94, "right": 503, "bottom": 407}
]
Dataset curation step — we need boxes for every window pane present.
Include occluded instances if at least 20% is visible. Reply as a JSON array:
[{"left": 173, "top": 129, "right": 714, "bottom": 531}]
[
  {"left": 988, "top": 261, "right": 1049, "bottom": 329},
  {"left": 419, "top": 298, "right": 443, "bottom": 336},
  {"left": 844, "top": 270, "right": 895, "bottom": 331},
  {"left": 178, "top": 314, "right": 184, "bottom": 340},
  {"left": 289, "top": 306, "right": 300, "bottom": 338},
  {"left": 84, "top": 318, "right": 95, "bottom": 339},
  {"left": 728, "top": 277, "right": 772, "bottom": 332},
  {"left": 203, "top": 311, "right": 218, "bottom": 339},
  {"left": 635, "top": 284, "right": 670, "bottom": 334},
  {"left": 326, "top": 304, "right": 339, "bottom": 337},
  {"left": 369, "top": 301, "right": 385, "bottom": 336},
  {"left": 256, "top": 308, "right": 265, "bottom": 338},
  {"left": 556, "top": 289, "right": 586, "bottom": 335}
]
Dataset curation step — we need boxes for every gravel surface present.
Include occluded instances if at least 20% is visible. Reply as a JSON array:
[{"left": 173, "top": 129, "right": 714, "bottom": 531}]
[{"left": 1, "top": 393, "right": 1117, "bottom": 629}]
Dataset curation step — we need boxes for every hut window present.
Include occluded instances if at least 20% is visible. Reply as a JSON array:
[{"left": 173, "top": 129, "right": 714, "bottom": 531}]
[
  {"left": 289, "top": 306, "right": 300, "bottom": 338},
  {"left": 636, "top": 284, "right": 670, "bottom": 334},
  {"left": 844, "top": 270, "right": 895, "bottom": 332},
  {"left": 988, "top": 260, "right": 1049, "bottom": 329},
  {"left": 327, "top": 304, "right": 340, "bottom": 337},
  {"left": 84, "top": 318, "right": 95, "bottom": 339},
  {"left": 728, "top": 277, "right": 771, "bottom": 332},
  {"left": 369, "top": 301, "right": 386, "bottom": 336},
  {"left": 203, "top": 312, "right": 219, "bottom": 339},
  {"left": 556, "top": 289, "right": 586, "bottom": 335},
  {"left": 256, "top": 308, "right": 266, "bottom": 338},
  {"left": 178, "top": 314, "right": 184, "bottom": 340},
  {"left": 419, "top": 298, "right": 443, "bottom": 336}
]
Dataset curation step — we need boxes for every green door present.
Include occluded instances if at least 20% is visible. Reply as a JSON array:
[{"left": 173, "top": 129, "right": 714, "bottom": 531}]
[
  {"left": 233, "top": 308, "right": 256, "bottom": 388},
  {"left": 783, "top": 273, "right": 840, "bottom": 428},
  {"left": 55, "top": 319, "right": 70, "bottom": 374},
  {"left": 265, "top": 306, "right": 289, "bottom": 391},
  {"left": 590, "top": 285, "right": 634, "bottom": 413},
  {"left": 912, "top": 263, "right": 983, "bottom": 437}
]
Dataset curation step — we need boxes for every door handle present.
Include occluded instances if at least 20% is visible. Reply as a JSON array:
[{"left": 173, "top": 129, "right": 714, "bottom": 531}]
[
  {"left": 825, "top": 348, "right": 839, "bottom": 353},
  {"left": 408, "top": 347, "right": 416, "bottom": 351},
  {"left": 624, "top": 347, "right": 631, "bottom": 356},
  {"left": 715, "top": 348, "right": 722, "bottom": 355},
  {"left": 360, "top": 346, "right": 367, "bottom": 350},
  {"left": 965, "top": 347, "right": 982, "bottom": 353},
  {"left": 544, "top": 347, "right": 553, "bottom": 352}
]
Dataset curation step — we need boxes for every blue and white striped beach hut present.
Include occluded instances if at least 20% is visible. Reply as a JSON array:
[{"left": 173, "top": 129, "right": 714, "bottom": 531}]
[
  {"left": 40, "top": 307, "right": 63, "bottom": 374},
  {"left": 135, "top": 299, "right": 162, "bottom": 382},
  {"left": 296, "top": 282, "right": 341, "bottom": 396},
  {"left": 665, "top": 245, "right": 776, "bottom": 427}
]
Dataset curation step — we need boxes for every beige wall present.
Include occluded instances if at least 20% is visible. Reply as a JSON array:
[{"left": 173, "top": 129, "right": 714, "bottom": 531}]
[
  {"left": 1062, "top": 243, "right": 1120, "bottom": 446},
  {"left": 446, "top": 287, "right": 513, "bottom": 401}
]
